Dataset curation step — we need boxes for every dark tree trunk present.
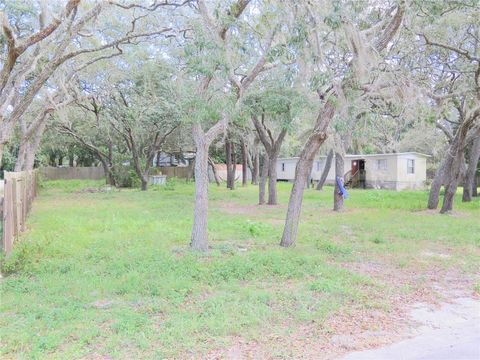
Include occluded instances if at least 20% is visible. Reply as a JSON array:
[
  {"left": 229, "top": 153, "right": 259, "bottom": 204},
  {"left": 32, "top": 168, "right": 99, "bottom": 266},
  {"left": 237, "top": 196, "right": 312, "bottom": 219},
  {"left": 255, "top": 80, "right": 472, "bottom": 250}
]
[
  {"left": 69, "top": 152, "right": 74, "bottom": 167},
  {"left": 333, "top": 151, "right": 345, "bottom": 211},
  {"left": 226, "top": 140, "right": 235, "bottom": 190},
  {"left": 187, "top": 159, "right": 195, "bottom": 182},
  {"left": 268, "top": 153, "right": 279, "bottom": 205},
  {"left": 231, "top": 143, "right": 237, "bottom": 189},
  {"left": 241, "top": 140, "right": 248, "bottom": 186},
  {"left": 316, "top": 149, "right": 333, "bottom": 190},
  {"left": 259, "top": 153, "right": 269, "bottom": 205},
  {"left": 141, "top": 178, "right": 148, "bottom": 191},
  {"left": 156, "top": 151, "right": 161, "bottom": 167},
  {"left": 280, "top": 101, "right": 334, "bottom": 247},
  {"left": 252, "top": 144, "right": 259, "bottom": 185},
  {"left": 49, "top": 153, "right": 56, "bottom": 166},
  {"left": 473, "top": 174, "right": 478, "bottom": 197},
  {"left": 58, "top": 156, "right": 63, "bottom": 166},
  {"left": 462, "top": 137, "right": 480, "bottom": 202}
]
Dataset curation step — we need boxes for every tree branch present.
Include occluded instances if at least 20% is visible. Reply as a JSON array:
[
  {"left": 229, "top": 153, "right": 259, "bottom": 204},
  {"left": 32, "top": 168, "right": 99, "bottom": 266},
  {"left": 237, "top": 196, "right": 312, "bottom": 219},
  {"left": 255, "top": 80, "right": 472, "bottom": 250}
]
[{"left": 373, "top": 0, "right": 405, "bottom": 52}]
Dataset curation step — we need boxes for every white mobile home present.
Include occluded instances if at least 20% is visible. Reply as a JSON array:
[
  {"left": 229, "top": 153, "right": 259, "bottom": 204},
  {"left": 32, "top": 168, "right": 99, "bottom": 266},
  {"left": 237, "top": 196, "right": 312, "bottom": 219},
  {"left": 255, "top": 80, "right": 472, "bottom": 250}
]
[{"left": 277, "top": 152, "right": 429, "bottom": 190}]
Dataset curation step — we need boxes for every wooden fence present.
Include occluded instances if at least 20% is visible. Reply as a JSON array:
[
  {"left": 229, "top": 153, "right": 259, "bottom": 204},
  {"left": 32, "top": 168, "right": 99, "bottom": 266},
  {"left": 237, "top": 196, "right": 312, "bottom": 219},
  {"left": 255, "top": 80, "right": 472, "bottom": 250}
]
[
  {"left": 1, "top": 170, "right": 38, "bottom": 257},
  {"left": 159, "top": 166, "right": 193, "bottom": 180},
  {"left": 39, "top": 166, "right": 105, "bottom": 181}
]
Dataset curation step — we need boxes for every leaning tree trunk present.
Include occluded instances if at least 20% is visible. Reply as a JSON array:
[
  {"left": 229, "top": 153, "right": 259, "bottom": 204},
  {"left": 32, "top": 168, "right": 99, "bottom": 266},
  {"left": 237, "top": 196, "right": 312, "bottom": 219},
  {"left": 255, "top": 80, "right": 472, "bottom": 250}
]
[
  {"left": 428, "top": 157, "right": 448, "bottom": 209},
  {"left": 333, "top": 152, "right": 345, "bottom": 211},
  {"left": 316, "top": 149, "right": 333, "bottom": 190},
  {"left": 191, "top": 125, "right": 210, "bottom": 251},
  {"left": 280, "top": 102, "right": 334, "bottom": 247},
  {"left": 267, "top": 154, "right": 279, "bottom": 205},
  {"left": 462, "top": 137, "right": 480, "bottom": 202},
  {"left": 208, "top": 157, "right": 221, "bottom": 186},
  {"left": 241, "top": 140, "right": 248, "bottom": 187},
  {"left": 23, "top": 123, "right": 45, "bottom": 170},
  {"left": 259, "top": 153, "right": 269, "bottom": 205},
  {"left": 439, "top": 115, "right": 476, "bottom": 213}
]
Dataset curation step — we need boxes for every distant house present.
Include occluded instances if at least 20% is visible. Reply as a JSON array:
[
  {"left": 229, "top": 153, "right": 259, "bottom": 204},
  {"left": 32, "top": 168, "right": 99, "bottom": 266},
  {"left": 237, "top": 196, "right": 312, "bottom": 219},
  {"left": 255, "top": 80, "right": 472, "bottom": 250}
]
[
  {"left": 277, "top": 152, "right": 430, "bottom": 190},
  {"left": 153, "top": 152, "right": 194, "bottom": 167}
]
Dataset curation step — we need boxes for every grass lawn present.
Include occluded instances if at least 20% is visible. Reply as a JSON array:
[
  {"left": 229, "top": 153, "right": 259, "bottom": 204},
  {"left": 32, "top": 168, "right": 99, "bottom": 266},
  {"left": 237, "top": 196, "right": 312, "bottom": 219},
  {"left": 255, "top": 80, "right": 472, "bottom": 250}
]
[{"left": 1, "top": 180, "right": 479, "bottom": 359}]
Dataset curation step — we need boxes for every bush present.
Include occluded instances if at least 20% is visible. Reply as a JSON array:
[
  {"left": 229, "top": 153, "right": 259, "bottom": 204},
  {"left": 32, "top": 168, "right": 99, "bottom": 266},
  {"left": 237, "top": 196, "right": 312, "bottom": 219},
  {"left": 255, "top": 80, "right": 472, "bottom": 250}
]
[{"left": 113, "top": 166, "right": 140, "bottom": 188}]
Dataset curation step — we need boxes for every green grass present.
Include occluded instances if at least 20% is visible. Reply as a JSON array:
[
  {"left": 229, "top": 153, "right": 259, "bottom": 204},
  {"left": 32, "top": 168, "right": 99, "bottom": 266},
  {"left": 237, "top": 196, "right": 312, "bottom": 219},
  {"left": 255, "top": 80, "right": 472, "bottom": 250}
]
[{"left": 1, "top": 181, "right": 479, "bottom": 358}]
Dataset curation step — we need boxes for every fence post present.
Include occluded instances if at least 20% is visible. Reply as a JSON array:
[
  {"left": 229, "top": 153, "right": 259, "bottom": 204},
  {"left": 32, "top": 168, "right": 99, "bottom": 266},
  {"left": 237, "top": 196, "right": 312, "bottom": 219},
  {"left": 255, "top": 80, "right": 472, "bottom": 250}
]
[
  {"left": 2, "top": 176, "right": 14, "bottom": 256},
  {"left": 2, "top": 170, "right": 39, "bottom": 257},
  {"left": 21, "top": 173, "right": 27, "bottom": 232}
]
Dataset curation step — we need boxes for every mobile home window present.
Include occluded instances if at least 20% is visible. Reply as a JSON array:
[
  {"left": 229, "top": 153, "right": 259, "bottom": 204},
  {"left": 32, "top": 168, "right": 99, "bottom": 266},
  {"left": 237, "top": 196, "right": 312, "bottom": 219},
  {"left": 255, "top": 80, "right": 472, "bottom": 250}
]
[
  {"left": 282, "top": 163, "right": 285, "bottom": 172},
  {"left": 376, "top": 159, "right": 387, "bottom": 170},
  {"left": 316, "top": 161, "right": 321, "bottom": 171},
  {"left": 407, "top": 159, "right": 415, "bottom": 174}
]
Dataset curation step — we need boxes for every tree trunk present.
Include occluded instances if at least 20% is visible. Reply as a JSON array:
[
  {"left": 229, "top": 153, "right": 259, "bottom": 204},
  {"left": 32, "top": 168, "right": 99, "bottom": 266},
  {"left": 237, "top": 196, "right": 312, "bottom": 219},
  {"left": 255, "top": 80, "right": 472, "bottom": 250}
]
[
  {"left": 48, "top": 153, "right": 56, "bottom": 166},
  {"left": 259, "top": 153, "right": 269, "bottom": 205},
  {"left": 462, "top": 137, "right": 480, "bottom": 202},
  {"left": 316, "top": 149, "right": 333, "bottom": 190},
  {"left": 0, "top": 144, "right": 4, "bottom": 169},
  {"left": 267, "top": 153, "right": 278, "bottom": 205},
  {"left": 251, "top": 115, "right": 287, "bottom": 201},
  {"left": 208, "top": 157, "right": 221, "bottom": 186},
  {"left": 231, "top": 143, "right": 236, "bottom": 189},
  {"left": 428, "top": 158, "right": 446, "bottom": 209},
  {"left": 440, "top": 150, "right": 467, "bottom": 213},
  {"left": 241, "top": 140, "right": 248, "bottom": 186},
  {"left": 24, "top": 141, "right": 38, "bottom": 171},
  {"left": 15, "top": 142, "right": 27, "bottom": 171},
  {"left": 473, "top": 174, "right": 478, "bottom": 197},
  {"left": 439, "top": 109, "right": 479, "bottom": 212},
  {"left": 141, "top": 177, "right": 148, "bottom": 191},
  {"left": 252, "top": 145, "right": 259, "bottom": 185},
  {"left": 439, "top": 133, "right": 472, "bottom": 213},
  {"left": 99, "top": 159, "right": 116, "bottom": 187},
  {"left": 191, "top": 124, "right": 210, "bottom": 252},
  {"left": 280, "top": 101, "right": 334, "bottom": 247},
  {"left": 333, "top": 152, "right": 345, "bottom": 211},
  {"left": 226, "top": 140, "right": 234, "bottom": 190},
  {"left": 69, "top": 152, "right": 74, "bottom": 167}
]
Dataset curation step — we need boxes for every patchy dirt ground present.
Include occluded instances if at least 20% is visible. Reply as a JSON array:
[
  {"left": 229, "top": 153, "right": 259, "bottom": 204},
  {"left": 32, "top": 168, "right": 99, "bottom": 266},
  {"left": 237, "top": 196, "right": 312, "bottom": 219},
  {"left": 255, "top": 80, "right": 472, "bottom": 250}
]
[
  {"left": 205, "top": 259, "right": 479, "bottom": 360},
  {"left": 341, "top": 297, "right": 480, "bottom": 360}
]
